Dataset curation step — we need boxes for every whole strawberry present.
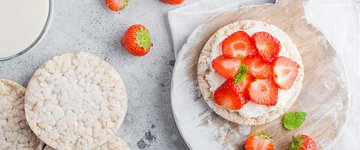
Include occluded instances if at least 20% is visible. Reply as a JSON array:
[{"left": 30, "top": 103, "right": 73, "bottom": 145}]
[
  {"left": 160, "top": 0, "right": 184, "bottom": 5},
  {"left": 121, "top": 24, "right": 152, "bottom": 56},
  {"left": 289, "top": 134, "right": 318, "bottom": 150},
  {"left": 105, "top": 0, "right": 128, "bottom": 12}
]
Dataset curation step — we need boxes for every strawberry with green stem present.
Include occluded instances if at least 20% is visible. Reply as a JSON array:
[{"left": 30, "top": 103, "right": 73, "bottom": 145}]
[
  {"left": 289, "top": 134, "right": 318, "bottom": 150},
  {"left": 121, "top": 24, "right": 152, "bottom": 56},
  {"left": 105, "top": 0, "right": 128, "bottom": 12},
  {"left": 245, "top": 131, "right": 274, "bottom": 150}
]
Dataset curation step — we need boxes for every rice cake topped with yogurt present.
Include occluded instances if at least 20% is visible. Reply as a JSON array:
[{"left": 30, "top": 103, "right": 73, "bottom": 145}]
[
  {"left": 44, "top": 136, "right": 131, "bottom": 150},
  {"left": 25, "top": 52, "right": 128, "bottom": 149},
  {"left": 0, "top": 79, "right": 45, "bottom": 150},
  {"left": 197, "top": 20, "right": 304, "bottom": 125}
]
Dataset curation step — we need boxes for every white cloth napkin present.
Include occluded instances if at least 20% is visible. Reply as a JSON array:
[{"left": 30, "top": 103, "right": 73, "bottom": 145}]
[
  {"left": 168, "top": 0, "right": 360, "bottom": 149},
  {"left": 168, "top": 0, "right": 272, "bottom": 56}
]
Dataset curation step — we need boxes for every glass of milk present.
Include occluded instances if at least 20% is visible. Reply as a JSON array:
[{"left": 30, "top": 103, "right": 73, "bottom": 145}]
[{"left": 0, "top": 0, "right": 52, "bottom": 61}]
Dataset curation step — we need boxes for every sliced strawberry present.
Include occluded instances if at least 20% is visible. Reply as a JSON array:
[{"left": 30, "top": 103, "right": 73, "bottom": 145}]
[
  {"left": 222, "top": 31, "right": 257, "bottom": 58},
  {"left": 245, "top": 132, "right": 274, "bottom": 150},
  {"left": 248, "top": 78, "right": 278, "bottom": 106},
  {"left": 214, "top": 79, "right": 248, "bottom": 110},
  {"left": 105, "top": 0, "right": 128, "bottom": 12},
  {"left": 234, "top": 74, "right": 255, "bottom": 93},
  {"left": 212, "top": 55, "right": 242, "bottom": 79},
  {"left": 244, "top": 56, "right": 273, "bottom": 79},
  {"left": 252, "top": 32, "right": 281, "bottom": 62},
  {"left": 289, "top": 134, "right": 318, "bottom": 150},
  {"left": 234, "top": 74, "right": 255, "bottom": 100},
  {"left": 272, "top": 57, "right": 300, "bottom": 90}
]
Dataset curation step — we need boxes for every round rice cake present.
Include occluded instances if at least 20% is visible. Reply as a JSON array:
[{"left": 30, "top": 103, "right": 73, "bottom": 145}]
[
  {"left": 44, "top": 136, "right": 131, "bottom": 150},
  {"left": 25, "top": 52, "right": 128, "bottom": 149},
  {"left": 0, "top": 79, "right": 45, "bottom": 150},
  {"left": 197, "top": 20, "right": 304, "bottom": 125}
]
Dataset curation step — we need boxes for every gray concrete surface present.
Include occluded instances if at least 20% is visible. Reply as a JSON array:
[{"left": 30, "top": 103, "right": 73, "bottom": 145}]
[{"left": 0, "top": 0, "right": 197, "bottom": 149}]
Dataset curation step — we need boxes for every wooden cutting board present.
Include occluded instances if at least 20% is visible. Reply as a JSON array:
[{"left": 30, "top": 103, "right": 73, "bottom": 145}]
[{"left": 171, "top": 0, "right": 350, "bottom": 149}]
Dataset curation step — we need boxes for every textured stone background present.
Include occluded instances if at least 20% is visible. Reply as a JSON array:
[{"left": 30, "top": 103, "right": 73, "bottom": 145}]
[{"left": 0, "top": 0, "right": 200, "bottom": 149}]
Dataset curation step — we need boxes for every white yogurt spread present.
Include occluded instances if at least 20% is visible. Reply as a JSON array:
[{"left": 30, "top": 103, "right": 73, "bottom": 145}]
[{"left": 206, "top": 24, "right": 297, "bottom": 118}]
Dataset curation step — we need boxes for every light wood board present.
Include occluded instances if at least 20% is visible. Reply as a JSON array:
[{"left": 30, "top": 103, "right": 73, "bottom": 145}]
[{"left": 171, "top": 0, "right": 350, "bottom": 149}]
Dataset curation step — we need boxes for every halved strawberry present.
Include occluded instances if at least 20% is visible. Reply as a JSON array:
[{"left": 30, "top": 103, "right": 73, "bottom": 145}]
[
  {"left": 248, "top": 78, "right": 278, "bottom": 106},
  {"left": 244, "top": 56, "right": 272, "bottom": 79},
  {"left": 214, "top": 79, "right": 248, "bottom": 110},
  {"left": 252, "top": 32, "right": 281, "bottom": 62},
  {"left": 105, "top": 0, "right": 128, "bottom": 12},
  {"left": 212, "top": 55, "right": 242, "bottom": 79},
  {"left": 289, "top": 134, "right": 318, "bottom": 150},
  {"left": 272, "top": 57, "right": 300, "bottom": 90},
  {"left": 222, "top": 31, "right": 257, "bottom": 58},
  {"left": 245, "top": 132, "right": 274, "bottom": 150}
]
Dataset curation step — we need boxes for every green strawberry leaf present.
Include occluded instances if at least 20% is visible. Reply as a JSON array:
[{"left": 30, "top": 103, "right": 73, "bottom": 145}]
[
  {"left": 256, "top": 131, "right": 272, "bottom": 141},
  {"left": 282, "top": 112, "right": 307, "bottom": 130},
  {"left": 136, "top": 26, "right": 152, "bottom": 51},
  {"left": 234, "top": 64, "right": 248, "bottom": 84},
  {"left": 289, "top": 134, "right": 307, "bottom": 150},
  {"left": 124, "top": 0, "right": 129, "bottom": 7}
]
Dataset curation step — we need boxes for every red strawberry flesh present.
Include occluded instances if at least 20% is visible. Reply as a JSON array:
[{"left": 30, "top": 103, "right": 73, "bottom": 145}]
[
  {"left": 272, "top": 56, "right": 300, "bottom": 90},
  {"left": 211, "top": 55, "right": 242, "bottom": 79},
  {"left": 245, "top": 133, "right": 274, "bottom": 150},
  {"left": 244, "top": 56, "right": 273, "bottom": 79},
  {"left": 248, "top": 78, "right": 278, "bottom": 106},
  {"left": 234, "top": 74, "right": 255, "bottom": 100},
  {"left": 214, "top": 79, "right": 248, "bottom": 110},
  {"left": 234, "top": 74, "right": 255, "bottom": 92},
  {"left": 222, "top": 31, "right": 257, "bottom": 58},
  {"left": 160, "top": 0, "right": 184, "bottom": 5},
  {"left": 252, "top": 32, "right": 281, "bottom": 62}
]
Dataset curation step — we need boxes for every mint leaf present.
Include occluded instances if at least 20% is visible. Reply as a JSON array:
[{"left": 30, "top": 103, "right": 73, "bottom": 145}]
[
  {"left": 234, "top": 64, "right": 248, "bottom": 84},
  {"left": 282, "top": 112, "right": 307, "bottom": 130}
]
